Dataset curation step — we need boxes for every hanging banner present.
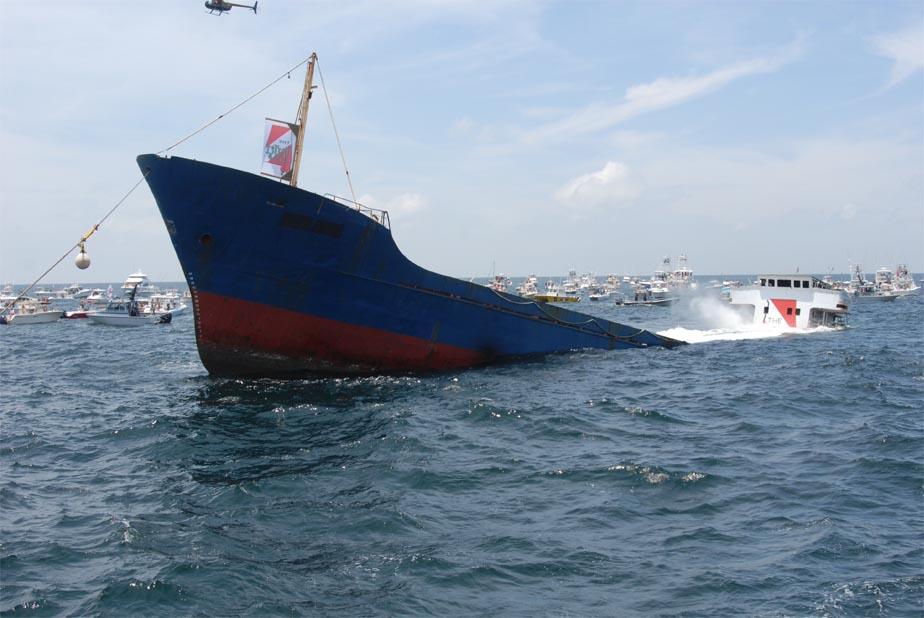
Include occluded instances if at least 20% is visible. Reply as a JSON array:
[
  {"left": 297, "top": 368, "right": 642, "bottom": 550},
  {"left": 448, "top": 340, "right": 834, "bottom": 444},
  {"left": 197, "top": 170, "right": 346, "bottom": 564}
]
[{"left": 261, "top": 119, "right": 298, "bottom": 180}]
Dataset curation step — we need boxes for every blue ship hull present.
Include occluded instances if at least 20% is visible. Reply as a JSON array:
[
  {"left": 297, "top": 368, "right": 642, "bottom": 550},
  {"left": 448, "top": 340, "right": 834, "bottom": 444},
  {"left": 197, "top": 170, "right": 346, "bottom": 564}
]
[{"left": 137, "top": 154, "right": 683, "bottom": 377}]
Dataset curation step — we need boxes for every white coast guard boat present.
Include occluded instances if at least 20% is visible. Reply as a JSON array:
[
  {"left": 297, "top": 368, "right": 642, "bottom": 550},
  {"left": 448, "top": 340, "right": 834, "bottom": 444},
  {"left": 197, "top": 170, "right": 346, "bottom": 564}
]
[
  {"left": 87, "top": 285, "right": 176, "bottom": 327},
  {"left": 728, "top": 274, "right": 848, "bottom": 329},
  {"left": 87, "top": 298, "right": 174, "bottom": 327}
]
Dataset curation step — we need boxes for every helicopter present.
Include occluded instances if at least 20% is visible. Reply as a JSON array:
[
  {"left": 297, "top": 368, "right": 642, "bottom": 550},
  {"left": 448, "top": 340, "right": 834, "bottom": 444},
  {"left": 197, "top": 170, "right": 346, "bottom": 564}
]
[{"left": 205, "top": 0, "right": 258, "bottom": 15}]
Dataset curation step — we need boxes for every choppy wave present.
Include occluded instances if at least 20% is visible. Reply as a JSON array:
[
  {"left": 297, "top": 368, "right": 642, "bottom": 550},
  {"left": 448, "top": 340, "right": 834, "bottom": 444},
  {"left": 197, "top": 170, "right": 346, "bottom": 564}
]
[{"left": 1, "top": 293, "right": 922, "bottom": 616}]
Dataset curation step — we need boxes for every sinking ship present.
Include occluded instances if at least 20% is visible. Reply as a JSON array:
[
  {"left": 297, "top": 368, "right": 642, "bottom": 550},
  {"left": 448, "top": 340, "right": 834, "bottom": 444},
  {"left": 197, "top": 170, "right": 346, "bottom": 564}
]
[{"left": 138, "top": 54, "right": 683, "bottom": 377}]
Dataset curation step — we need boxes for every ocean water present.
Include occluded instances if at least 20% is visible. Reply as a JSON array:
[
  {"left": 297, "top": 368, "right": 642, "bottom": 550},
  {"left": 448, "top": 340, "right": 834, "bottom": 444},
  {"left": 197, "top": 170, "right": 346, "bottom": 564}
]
[{"left": 2, "top": 285, "right": 922, "bottom": 617}]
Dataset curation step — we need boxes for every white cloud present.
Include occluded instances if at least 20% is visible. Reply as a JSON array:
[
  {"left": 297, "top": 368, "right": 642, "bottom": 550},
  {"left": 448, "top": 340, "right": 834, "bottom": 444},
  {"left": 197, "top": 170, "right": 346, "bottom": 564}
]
[
  {"left": 607, "top": 130, "right": 667, "bottom": 151},
  {"left": 352, "top": 192, "right": 428, "bottom": 234},
  {"left": 839, "top": 203, "right": 859, "bottom": 220},
  {"left": 634, "top": 136, "right": 919, "bottom": 230},
  {"left": 554, "top": 161, "right": 640, "bottom": 207},
  {"left": 522, "top": 43, "right": 802, "bottom": 145},
  {"left": 449, "top": 117, "right": 476, "bottom": 136},
  {"left": 388, "top": 192, "right": 428, "bottom": 215},
  {"left": 870, "top": 24, "right": 924, "bottom": 88},
  {"left": 624, "top": 58, "right": 773, "bottom": 107},
  {"left": 361, "top": 192, "right": 428, "bottom": 216},
  {"left": 1, "top": 3, "right": 920, "bottom": 282}
]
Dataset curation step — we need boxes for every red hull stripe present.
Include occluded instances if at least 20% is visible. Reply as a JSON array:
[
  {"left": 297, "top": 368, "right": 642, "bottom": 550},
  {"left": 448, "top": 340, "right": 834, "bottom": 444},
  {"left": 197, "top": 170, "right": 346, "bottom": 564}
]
[{"left": 195, "top": 291, "right": 489, "bottom": 373}]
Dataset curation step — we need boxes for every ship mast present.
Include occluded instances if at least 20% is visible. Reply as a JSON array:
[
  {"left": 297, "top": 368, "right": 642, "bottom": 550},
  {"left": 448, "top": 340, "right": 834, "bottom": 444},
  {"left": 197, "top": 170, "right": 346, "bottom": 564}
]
[{"left": 290, "top": 53, "right": 317, "bottom": 188}]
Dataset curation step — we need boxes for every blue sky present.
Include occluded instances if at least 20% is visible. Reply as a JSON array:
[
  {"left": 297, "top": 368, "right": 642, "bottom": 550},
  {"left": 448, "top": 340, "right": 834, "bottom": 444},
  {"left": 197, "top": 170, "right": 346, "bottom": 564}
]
[{"left": 1, "top": 1, "right": 921, "bottom": 285}]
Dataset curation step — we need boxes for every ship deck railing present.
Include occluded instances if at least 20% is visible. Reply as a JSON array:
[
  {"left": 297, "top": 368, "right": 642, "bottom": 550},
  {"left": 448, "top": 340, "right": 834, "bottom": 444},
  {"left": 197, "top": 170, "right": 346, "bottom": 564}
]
[{"left": 324, "top": 193, "right": 390, "bottom": 229}]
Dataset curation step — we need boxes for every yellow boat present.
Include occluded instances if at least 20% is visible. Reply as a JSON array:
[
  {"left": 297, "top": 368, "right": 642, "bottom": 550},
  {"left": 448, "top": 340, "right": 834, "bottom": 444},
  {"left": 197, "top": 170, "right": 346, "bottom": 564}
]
[
  {"left": 535, "top": 294, "right": 580, "bottom": 303},
  {"left": 534, "top": 280, "right": 581, "bottom": 303}
]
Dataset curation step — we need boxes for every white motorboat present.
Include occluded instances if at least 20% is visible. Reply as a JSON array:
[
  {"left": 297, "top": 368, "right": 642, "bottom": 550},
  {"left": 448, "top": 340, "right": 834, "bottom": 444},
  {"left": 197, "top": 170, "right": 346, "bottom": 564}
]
[
  {"left": 728, "top": 274, "right": 848, "bottom": 328},
  {"left": 667, "top": 254, "right": 696, "bottom": 290},
  {"left": 851, "top": 283, "right": 897, "bottom": 302},
  {"left": 60, "top": 284, "right": 92, "bottom": 299},
  {"left": 626, "top": 280, "right": 676, "bottom": 306},
  {"left": 485, "top": 273, "right": 511, "bottom": 293},
  {"left": 1, "top": 298, "right": 65, "bottom": 325},
  {"left": 120, "top": 271, "right": 160, "bottom": 297},
  {"left": 84, "top": 287, "right": 114, "bottom": 306},
  {"left": 88, "top": 298, "right": 174, "bottom": 327},
  {"left": 515, "top": 275, "right": 539, "bottom": 298},
  {"left": 87, "top": 284, "right": 179, "bottom": 327},
  {"left": 140, "top": 295, "right": 188, "bottom": 317},
  {"left": 0, "top": 284, "right": 18, "bottom": 305},
  {"left": 31, "top": 287, "right": 58, "bottom": 301},
  {"left": 622, "top": 296, "right": 677, "bottom": 307},
  {"left": 847, "top": 266, "right": 897, "bottom": 302},
  {"left": 891, "top": 265, "right": 921, "bottom": 297}
]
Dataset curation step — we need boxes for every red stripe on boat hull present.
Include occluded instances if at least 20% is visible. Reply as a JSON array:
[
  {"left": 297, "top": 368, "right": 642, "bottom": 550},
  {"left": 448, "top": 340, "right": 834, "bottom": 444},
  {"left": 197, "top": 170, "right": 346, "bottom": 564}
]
[{"left": 194, "top": 291, "right": 490, "bottom": 376}]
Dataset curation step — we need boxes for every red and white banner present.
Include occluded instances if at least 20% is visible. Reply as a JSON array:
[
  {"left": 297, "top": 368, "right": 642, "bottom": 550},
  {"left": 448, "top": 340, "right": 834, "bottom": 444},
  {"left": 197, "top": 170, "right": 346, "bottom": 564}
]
[{"left": 261, "top": 119, "right": 298, "bottom": 180}]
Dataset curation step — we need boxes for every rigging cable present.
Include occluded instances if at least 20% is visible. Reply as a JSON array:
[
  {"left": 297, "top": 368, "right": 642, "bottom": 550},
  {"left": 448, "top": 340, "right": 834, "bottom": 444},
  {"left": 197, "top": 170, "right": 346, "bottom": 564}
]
[
  {"left": 9, "top": 54, "right": 323, "bottom": 309},
  {"left": 1, "top": 171, "right": 150, "bottom": 313},
  {"left": 157, "top": 55, "right": 313, "bottom": 155},
  {"left": 315, "top": 56, "right": 358, "bottom": 206}
]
